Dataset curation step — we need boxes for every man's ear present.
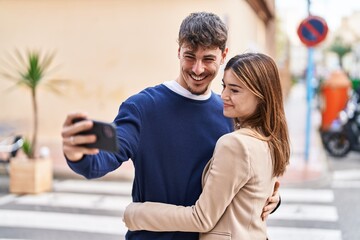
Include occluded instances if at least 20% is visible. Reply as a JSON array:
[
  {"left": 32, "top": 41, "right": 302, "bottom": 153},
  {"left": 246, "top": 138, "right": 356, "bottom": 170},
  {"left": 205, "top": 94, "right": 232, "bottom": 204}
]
[
  {"left": 221, "top": 47, "right": 229, "bottom": 65},
  {"left": 178, "top": 47, "right": 181, "bottom": 59}
]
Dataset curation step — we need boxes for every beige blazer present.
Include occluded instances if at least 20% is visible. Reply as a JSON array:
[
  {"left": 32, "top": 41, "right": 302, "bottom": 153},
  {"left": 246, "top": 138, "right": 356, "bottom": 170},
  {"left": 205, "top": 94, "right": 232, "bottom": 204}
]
[{"left": 124, "top": 128, "right": 276, "bottom": 240}]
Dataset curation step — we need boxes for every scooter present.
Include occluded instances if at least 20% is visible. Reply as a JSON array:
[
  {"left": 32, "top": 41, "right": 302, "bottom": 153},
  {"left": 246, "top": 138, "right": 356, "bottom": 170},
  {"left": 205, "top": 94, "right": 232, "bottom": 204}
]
[
  {"left": 0, "top": 135, "right": 23, "bottom": 174},
  {"left": 322, "top": 88, "right": 360, "bottom": 158}
]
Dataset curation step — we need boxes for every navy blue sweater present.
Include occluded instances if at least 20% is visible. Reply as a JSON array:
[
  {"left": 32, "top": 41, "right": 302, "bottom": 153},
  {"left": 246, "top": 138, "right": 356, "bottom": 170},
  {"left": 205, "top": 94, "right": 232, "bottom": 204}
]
[{"left": 67, "top": 84, "right": 233, "bottom": 240}]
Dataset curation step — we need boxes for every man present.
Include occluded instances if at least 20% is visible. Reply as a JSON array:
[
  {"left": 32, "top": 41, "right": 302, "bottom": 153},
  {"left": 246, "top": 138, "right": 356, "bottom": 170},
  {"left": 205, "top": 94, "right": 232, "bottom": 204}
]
[{"left": 62, "top": 12, "right": 280, "bottom": 240}]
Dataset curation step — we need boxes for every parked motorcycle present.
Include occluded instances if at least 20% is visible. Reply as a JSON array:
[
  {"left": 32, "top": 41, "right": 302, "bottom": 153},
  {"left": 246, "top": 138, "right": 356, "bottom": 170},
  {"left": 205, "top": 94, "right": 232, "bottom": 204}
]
[
  {"left": 321, "top": 88, "right": 360, "bottom": 158},
  {"left": 0, "top": 135, "right": 23, "bottom": 174}
]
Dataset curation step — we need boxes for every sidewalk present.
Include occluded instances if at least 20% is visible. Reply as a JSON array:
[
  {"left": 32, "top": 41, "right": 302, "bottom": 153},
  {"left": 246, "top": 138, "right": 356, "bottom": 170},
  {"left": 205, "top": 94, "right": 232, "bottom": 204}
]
[
  {"left": 279, "top": 82, "right": 330, "bottom": 187},
  {"left": 52, "top": 82, "right": 330, "bottom": 186}
]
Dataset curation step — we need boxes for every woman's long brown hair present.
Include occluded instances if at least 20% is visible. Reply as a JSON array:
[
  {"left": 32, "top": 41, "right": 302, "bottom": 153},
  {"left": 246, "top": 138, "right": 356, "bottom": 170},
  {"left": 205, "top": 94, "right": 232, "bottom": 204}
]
[{"left": 224, "top": 53, "right": 290, "bottom": 176}]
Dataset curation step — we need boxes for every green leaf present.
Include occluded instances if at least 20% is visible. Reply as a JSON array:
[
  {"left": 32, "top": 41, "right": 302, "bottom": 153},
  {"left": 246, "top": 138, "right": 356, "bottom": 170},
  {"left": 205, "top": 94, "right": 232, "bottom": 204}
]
[{"left": 21, "top": 138, "right": 33, "bottom": 159}]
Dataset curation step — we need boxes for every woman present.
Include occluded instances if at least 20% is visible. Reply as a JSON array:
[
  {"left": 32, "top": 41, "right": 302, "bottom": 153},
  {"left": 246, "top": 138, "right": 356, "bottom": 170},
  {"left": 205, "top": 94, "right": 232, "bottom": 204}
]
[{"left": 123, "top": 53, "right": 290, "bottom": 240}]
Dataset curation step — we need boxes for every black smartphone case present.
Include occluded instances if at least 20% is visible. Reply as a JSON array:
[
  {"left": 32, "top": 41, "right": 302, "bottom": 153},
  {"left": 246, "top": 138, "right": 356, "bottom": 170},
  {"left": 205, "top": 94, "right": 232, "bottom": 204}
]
[{"left": 72, "top": 118, "right": 119, "bottom": 152}]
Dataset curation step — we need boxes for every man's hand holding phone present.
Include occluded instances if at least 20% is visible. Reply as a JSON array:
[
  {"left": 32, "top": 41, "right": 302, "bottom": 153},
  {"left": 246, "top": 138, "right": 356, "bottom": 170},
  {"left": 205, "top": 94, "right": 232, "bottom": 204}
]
[
  {"left": 62, "top": 113, "right": 118, "bottom": 162},
  {"left": 71, "top": 117, "right": 118, "bottom": 152}
]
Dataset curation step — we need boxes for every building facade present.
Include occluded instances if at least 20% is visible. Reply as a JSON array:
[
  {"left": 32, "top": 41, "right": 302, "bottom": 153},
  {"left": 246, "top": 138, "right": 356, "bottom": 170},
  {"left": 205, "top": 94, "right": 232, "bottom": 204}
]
[{"left": 0, "top": 0, "right": 280, "bottom": 173}]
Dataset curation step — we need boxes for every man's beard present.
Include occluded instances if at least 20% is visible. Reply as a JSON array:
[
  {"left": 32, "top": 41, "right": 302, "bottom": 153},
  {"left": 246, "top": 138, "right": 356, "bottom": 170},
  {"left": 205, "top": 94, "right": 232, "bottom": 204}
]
[
  {"left": 184, "top": 75, "right": 210, "bottom": 95},
  {"left": 186, "top": 83, "right": 209, "bottom": 95}
]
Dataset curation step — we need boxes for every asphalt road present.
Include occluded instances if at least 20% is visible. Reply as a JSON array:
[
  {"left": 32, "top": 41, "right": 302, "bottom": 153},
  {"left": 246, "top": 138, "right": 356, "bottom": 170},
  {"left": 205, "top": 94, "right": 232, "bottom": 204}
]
[
  {"left": 328, "top": 151, "right": 360, "bottom": 240},
  {"left": 0, "top": 151, "right": 359, "bottom": 240}
]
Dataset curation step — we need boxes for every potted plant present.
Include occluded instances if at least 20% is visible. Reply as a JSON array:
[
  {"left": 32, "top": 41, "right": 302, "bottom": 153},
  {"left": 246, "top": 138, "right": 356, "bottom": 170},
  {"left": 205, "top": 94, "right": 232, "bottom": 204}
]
[{"left": 1, "top": 49, "right": 65, "bottom": 194}]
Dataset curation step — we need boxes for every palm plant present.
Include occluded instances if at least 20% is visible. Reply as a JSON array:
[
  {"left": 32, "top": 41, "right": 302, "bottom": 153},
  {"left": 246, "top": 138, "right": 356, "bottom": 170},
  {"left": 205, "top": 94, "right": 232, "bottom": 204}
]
[{"left": 1, "top": 49, "right": 65, "bottom": 159}]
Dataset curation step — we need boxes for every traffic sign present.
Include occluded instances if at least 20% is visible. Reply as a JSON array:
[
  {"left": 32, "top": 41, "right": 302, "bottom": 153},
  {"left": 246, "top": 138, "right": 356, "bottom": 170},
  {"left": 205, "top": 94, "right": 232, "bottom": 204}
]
[{"left": 297, "top": 16, "right": 328, "bottom": 47}]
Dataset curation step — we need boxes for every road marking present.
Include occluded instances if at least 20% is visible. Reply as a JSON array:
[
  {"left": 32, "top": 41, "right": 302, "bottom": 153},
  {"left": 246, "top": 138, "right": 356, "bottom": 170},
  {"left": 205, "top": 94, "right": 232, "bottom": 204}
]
[
  {"left": 0, "top": 209, "right": 127, "bottom": 235},
  {"left": 270, "top": 204, "right": 338, "bottom": 222},
  {"left": 268, "top": 227, "right": 342, "bottom": 240},
  {"left": 280, "top": 188, "right": 334, "bottom": 203},
  {"left": 332, "top": 170, "right": 360, "bottom": 188},
  {"left": 0, "top": 194, "right": 16, "bottom": 205},
  {"left": 333, "top": 169, "right": 360, "bottom": 181},
  {"left": 1, "top": 181, "right": 344, "bottom": 239},
  {"left": 332, "top": 180, "right": 360, "bottom": 189},
  {"left": 0, "top": 239, "right": 27, "bottom": 240},
  {"left": 53, "top": 179, "right": 132, "bottom": 195},
  {"left": 15, "top": 192, "right": 132, "bottom": 211}
]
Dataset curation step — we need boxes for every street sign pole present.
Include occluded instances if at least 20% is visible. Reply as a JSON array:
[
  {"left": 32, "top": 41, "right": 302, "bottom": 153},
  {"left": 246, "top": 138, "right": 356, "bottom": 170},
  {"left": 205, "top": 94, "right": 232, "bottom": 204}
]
[
  {"left": 305, "top": 47, "right": 314, "bottom": 161},
  {"left": 297, "top": 15, "right": 328, "bottom": 162}
]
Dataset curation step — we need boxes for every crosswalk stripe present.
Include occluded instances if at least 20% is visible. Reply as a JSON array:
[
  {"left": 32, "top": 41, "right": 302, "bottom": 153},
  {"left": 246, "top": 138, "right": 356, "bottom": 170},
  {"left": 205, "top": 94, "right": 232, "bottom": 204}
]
[
  {"left": 53, "top": 179, "right": 132, "bottom": 195},
  {"left": 269, "top": 204, "right": 338, "bottom": 222},
  {"left": 1, "top": 180, "right": 344, "bottom": 239},
  {"left": 14, "top": 192, "right": 132, "bottom": 212},
  {"left": 333, "top": 169, "right": 360, "bottom": 180},
  {"left": 332, "top": 180, "right": 360, "bottom": 188},
  {"left": 280, "top": 188, "right": 334, "bottom": 203},
  {"left": 332, "top": 169, "right": 360, "bottom": 188},
  {"left": 0, "top": 239, "right": 27, "bottom": 240},
  {"left": 0, "top": 209, "right": 127, "bottom": 235},
  {"left": 267, "top": 187, "right": 342, "bottom": 239},
  {"left": 15, "top": 192, "right": 132, "bottom": 211},
  {"left": 267, "top": 227, "right": 342, "bottom": 240},
  {"left": 0, "top": 194, "right": 17, "bottom": 206}
]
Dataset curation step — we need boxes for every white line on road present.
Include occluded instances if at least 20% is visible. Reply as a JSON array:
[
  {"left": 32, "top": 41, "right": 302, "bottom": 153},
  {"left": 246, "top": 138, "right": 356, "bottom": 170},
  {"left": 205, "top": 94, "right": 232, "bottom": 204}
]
[
  {"left": 15, "top": 193, "right": 131, "bottom": 211},
  {"left": 333, "top": 169, "right": 360, "bottom": 181},
  {"left": 0, "top": 209, "right": 127, "bottom": 235},
  {"left": 268, "top": 227, "right": 342, "bottom": 240},
  {"left": 15, "top": 192, "right": 132, "bottom": 211},
  {"left": 280, "top": 188, "right": 334, "bottom": 203},
  {"left": 332, "top": 180, "right": 360, "bottom": 189},
  {"left": 332, "top": 169, "right": 360, "bottom": 188},
  {"left": 0, "top": 239, "right": 27, "bottom": 240},
  {"left": 53, "top": 179, "right": 132, "bottom": 195},
  {"left": 0, "top": 194, "right": 17, "bottom": 206},
  {"left": 269, "top": 204, "right": 338, "bottom": 222}
]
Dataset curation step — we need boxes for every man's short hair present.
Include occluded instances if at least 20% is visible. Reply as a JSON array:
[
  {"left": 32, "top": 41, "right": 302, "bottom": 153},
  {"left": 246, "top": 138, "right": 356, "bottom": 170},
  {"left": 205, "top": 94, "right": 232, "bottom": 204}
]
[{"left": 178, "top": 12, "right": 228, "bottom": 52}]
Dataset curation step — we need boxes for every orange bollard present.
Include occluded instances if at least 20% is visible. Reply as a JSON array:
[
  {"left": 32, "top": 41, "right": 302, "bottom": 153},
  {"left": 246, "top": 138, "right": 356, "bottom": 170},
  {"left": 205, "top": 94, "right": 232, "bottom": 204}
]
[{"left": 320, "top": 70, "right": 351, "bottom": 131}]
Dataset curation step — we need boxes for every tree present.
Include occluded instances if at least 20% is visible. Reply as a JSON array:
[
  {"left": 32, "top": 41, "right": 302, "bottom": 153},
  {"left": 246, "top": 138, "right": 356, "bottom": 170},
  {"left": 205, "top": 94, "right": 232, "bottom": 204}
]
[{"left": 329, "top": 36, "right": 352, "bottom": 69}]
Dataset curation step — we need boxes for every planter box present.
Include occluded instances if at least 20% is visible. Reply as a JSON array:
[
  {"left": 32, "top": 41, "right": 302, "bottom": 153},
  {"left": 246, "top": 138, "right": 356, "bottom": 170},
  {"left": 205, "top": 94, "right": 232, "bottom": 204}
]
[{"left": 9, "top": 157, "right": 53, "bottom": 194}]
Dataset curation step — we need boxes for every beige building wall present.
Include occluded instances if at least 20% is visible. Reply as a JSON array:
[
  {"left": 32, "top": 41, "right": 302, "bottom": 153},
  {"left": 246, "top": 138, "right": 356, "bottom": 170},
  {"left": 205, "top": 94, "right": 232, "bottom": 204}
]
[{"left": 0, "top": 0, "right": 276, "bottom": 170}]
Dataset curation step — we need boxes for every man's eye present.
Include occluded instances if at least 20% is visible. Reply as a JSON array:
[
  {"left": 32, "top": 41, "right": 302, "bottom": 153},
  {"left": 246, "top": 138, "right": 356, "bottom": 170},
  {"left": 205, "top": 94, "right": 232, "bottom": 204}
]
[
  {"left": 184, "top": 55, "right": 194, "bottom": 59},
  {"left": 204, "top": 58, "right": 215, "bottom": 62}
]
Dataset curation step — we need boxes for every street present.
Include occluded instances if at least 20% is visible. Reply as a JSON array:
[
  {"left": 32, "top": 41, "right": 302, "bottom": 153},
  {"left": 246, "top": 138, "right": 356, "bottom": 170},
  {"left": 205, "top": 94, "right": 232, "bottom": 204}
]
[
  {"left": 267, "top": 151, "right": 360, "bottom": 240},
  {"left": 0, "top": 176, "right": 131, "bottom": 240},
  {"left": 328, "top": 152, "right": 360, "bottom": 240},
  {"left": 0, "top": 151, "right": 359, "bottom": 240}
]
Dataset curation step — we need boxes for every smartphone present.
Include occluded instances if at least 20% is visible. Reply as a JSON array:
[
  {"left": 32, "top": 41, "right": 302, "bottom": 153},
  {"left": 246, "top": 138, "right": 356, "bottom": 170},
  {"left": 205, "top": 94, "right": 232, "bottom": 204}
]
[{"left": 72, "top": 118, "right": 118, "bottom": 152}]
